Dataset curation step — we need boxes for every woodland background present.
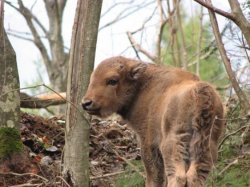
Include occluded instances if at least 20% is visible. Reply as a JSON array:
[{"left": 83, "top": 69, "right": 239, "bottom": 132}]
[{"left": 0, "top": 0, "right": 250, "bottom": 186}]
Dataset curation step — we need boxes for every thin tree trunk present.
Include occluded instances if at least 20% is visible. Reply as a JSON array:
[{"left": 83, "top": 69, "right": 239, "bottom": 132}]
[
  {"left": 175, "top": 0, "right": 187, "bottom": 69},
  {"left": 206, "top": 0, "right": 250, "bottom": 113},
  {"left": 63, "top": 0, "right": 102, "bottom": 186},
  {"left": 196, "top": 6, "right": 204, "bottom": 76},
  {"left": 0, "top": 0, "right": 20, "bottom": 129},
  {"left": 0, "top": 0, "right": 22, "bottom": 162}
]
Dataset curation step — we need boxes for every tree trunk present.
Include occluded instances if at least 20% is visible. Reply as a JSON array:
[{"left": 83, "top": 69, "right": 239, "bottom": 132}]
[
  {"left": 0, "top": 0, "right": 22, "bottom": 159},
  {"left": 63, "top": 0, "right": 102, "bottom": 186}
]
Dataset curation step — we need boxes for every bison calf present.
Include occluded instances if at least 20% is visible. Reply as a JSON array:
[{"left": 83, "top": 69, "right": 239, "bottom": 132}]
[{"left": 82, "top": 56, "right": 225, "bottom": 187}]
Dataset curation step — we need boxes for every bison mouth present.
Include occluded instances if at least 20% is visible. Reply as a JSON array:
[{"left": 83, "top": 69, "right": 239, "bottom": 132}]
[{"left": 85, "top": 108, "right": 101, "bottom": 116}]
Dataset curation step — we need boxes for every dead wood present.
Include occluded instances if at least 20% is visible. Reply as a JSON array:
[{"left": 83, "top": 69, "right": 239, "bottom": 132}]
[{"left": 20, "top": 92, "right": 66, "bottom": 109}]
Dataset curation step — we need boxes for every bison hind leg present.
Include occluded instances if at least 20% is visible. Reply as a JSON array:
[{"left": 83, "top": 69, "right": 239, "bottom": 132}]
[{"left": 160, "top": 132, "right": 192, "bottom": 187}]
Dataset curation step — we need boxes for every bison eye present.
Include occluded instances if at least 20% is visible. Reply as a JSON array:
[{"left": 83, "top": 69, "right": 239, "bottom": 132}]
[{"left": 107, "top": 79, "right": 118, "bottom": 86}]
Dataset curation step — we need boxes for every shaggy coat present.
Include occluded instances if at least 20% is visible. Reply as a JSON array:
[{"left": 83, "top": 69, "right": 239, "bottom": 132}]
[{"left": 82, "top": 56, "right": 225, "bottom": 187}]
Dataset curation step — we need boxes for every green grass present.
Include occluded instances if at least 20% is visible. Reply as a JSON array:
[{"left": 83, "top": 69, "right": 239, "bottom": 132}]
[
  {"left": 114, "top": 139, "right": 250, "bottom": 187},
  {"left": 206, "top": 141, "right": 250, "bottom": 187},
  {"left": 114, "top": 160, "right": 145, "bottom": 187}
]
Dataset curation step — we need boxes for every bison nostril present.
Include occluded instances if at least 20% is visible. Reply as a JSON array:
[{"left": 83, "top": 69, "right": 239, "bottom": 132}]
[{"left": 82, "top": 99, "right": 93, "bottom": 109}]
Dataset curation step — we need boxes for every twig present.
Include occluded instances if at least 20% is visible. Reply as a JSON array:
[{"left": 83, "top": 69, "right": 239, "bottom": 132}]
[
  {"left": 101, "top": 0, "right": 134, "bottom": 17},
  {"left": 90, "top": 170, "right": 126, "bottom": 180},
  {"left": 241, "top": 33, "right": 250, "bottom": 64},
  {"left": 56, "top": 176, "right": 71, "bottom": 187},
  {"left": 215, "top": 115, "right": 250, "bottom": 122},
  {"left": 7, "top": 32, "right": 34, "bottom": 42},
  {"left": 131, "top": 6, "right": 158, "bottom": 35},
  {"left": 218, "top": 125, "right": 248, "bottom": 149},
  {"left": 99, "top": 1, "right": 155, "bottom": 31},
  {"left": 0, "top": 172, "right": 48, "bottom": 182},
  {"left": 218, "top": 158, "right": 238, "bottom": 175},
  {"left": 127, "top": 31, "right": 157, "bottom": 62},
  {"left": 9, "top": 183, "right": 44, "bottom": 187}
]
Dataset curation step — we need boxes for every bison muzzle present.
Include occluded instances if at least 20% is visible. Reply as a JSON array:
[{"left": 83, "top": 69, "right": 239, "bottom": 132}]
[{"left": 82, "top": 56, "right": 225, "bottom": 187}]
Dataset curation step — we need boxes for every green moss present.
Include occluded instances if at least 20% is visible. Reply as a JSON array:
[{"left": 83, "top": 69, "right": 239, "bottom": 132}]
[{"left": 0, "top": 127, "right": 23, "bottom": 159}]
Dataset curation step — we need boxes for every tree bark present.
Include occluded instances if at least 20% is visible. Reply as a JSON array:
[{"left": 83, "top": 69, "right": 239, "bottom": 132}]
[
  {"left": 0, "top": 0, "right": 22, "bottom": 161},
  {"left": 0, "top": 1, "right": 20, "bottom": 129},
  {"left": 63, "top": 0, "right": 102, "bottom": 186}
]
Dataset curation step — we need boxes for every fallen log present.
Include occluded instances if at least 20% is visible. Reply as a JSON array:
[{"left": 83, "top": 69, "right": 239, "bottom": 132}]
[{"left": 20, "top": 92, "right": 66, "bottom": 109}]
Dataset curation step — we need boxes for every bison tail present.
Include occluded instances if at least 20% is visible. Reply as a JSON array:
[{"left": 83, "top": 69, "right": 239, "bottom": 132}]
[
  {"left": 192, "top": 82, "right": 215, "bottom": 131},
  {"left": 189, "top": 82, "right": 216, "bottom": 161}
]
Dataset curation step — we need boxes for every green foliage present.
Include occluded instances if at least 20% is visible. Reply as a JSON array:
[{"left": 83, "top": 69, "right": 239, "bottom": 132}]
[
  {"left": 115, "top": 160, "right": 145, "bottom": 187},
  {"left": 0, "top": 127, "right": 23, "bottom": 159}
]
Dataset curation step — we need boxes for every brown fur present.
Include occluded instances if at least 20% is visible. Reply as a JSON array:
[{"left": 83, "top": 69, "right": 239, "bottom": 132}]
[{"left": 82, "top": 56, "right": 226, "bottom": 187}]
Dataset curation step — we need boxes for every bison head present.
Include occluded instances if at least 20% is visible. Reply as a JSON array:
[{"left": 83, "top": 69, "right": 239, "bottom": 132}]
[{"left": 82, "top": 56, "right": 147, "bottom": 118}]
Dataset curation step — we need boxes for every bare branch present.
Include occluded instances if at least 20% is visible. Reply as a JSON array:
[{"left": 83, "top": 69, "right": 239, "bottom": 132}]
[
  {"left": 193, "top": 0, "right": 235, "bottom": 21},
  {"left": 219, "top": 125, "right": 248, "bottom": 149},
  {"left": 90, "top": 171, "right": 126, "bottom": 180},
  {"left": 241, "top": 34, "right": 250, "bottom": 64},
  {"left": 131, "top": 6, "right": 158, "bottom": 34},
  {"left": 228, "top": 0, "right": 250, "bottom": 47},
  {"left": 194, "top": 0, "right": 250, "bottom": 48},
  {"left": 5, "top": 1, "right": 48, "bottom": 35},
  {"left": 206, "top": 0, "right": 250, "bottom": 113},
  {"left": 219, "top": 158, "right": 238, "bottom": 175},
  {"left": 16, "top": 0, "right": 51, "bottom": 70},
  {"left": 101, "top": 0, "right": 134, "bottom": 17},
  {"left": 7, "top": 31, "right": 37, "bottom": 42},
  {"left": 99, "top": 1, "right": 155, "bottom": 31},
  {"left": 127, "top": 31, "right": 157, "bottom": 62},
  {"left": 0, "top": 172, "right": 48, "bottom": 182}
]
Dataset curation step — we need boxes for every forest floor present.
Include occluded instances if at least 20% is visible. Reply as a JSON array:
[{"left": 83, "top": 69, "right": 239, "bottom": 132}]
[{"left": 0, "top": 110, "right": 249, "bottom": 187}]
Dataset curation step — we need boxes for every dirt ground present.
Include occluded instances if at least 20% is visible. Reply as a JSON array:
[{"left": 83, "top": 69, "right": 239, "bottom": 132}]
[{"left": 0, "top": 112, "right": 141, "bottom": 187}]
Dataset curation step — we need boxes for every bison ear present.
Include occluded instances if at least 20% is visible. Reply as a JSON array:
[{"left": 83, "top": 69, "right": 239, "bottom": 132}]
[{"left": 129, "top": 63, "right": 147, "bottom": 80}]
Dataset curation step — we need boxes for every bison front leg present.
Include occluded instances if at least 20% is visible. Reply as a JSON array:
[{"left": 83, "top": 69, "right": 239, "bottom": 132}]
[
  {"left": 160, "top": 135, "right": 190, "bottom": 187},
  {"left": 141, "top": 144, "right": 165, "bottom": 187}
]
